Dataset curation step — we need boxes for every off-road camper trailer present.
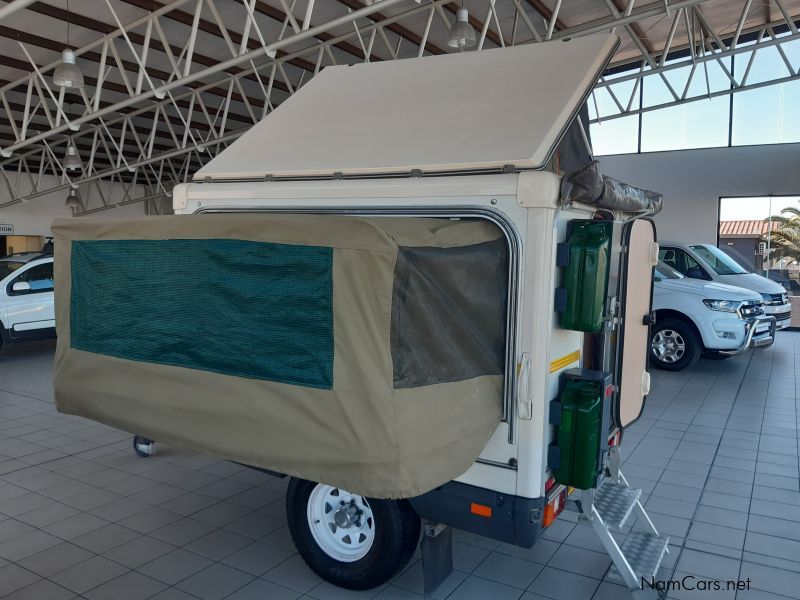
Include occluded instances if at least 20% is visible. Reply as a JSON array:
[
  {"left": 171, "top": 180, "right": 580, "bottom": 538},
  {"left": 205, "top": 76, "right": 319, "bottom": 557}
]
[{"left": 53, "top": 33, "right": 667, "bottom": 598}]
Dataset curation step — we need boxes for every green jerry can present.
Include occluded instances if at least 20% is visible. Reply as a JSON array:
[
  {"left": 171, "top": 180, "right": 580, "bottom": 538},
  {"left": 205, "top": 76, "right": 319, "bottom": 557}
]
[
  {"left": 560, "top": 221, "right": 612, "bottom": 332},
  {"left": 554, "top": 374, "right": 604, "bottom": 490}
]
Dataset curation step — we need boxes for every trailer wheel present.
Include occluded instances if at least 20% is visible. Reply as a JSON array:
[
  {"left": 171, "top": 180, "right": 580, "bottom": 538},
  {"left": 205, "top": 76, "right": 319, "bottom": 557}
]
[
  {"left": 649, "top": 318, "right": 700, "bottom": 371},
  {"left": 286, "top": 478, "right": 419, "bottom": 590},
  {"left": 133, "top": 436, "right": 156, "bottom": 457}
]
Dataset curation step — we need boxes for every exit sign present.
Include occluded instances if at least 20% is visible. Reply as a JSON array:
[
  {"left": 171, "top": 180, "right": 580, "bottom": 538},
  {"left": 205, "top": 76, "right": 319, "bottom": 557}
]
[{"left": 0, "top": 224, "right": 12, "bottom": 234}]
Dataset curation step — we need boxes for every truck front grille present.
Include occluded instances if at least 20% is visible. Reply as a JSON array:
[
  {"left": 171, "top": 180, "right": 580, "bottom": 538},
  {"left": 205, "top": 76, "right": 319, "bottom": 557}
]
[{"left": 765, "top": 293, "right": 789, "bottom": 305}]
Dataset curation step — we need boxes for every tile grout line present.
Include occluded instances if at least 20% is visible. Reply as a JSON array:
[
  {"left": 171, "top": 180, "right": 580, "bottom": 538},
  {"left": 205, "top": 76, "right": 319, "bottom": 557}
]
[{"left": 659, "top": 351, "right": 755, "bottom": 589}]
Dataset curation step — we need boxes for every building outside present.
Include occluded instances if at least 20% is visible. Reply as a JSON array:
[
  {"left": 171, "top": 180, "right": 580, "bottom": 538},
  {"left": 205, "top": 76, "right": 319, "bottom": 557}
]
[
  {"left": 720, "top": 220, "right": 800, "bottom": 327},
  {"left": 718, "top": 219, "right": 789, "bottom": 273}
]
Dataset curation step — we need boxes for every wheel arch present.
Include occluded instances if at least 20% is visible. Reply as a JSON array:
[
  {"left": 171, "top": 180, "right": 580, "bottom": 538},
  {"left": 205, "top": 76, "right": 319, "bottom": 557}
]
[{"left": 652, "top": 309, "right": 705, "bottom": 349}]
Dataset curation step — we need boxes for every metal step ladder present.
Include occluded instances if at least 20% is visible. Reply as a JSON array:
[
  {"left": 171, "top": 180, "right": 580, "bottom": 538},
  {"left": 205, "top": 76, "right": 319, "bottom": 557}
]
[{"left": 575, "top": 446, "right": 670, "bottom": 600}]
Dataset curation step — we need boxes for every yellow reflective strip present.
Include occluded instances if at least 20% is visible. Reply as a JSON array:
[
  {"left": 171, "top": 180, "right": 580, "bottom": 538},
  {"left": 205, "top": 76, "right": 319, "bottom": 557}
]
[{"left": 549, "top": 350, "right": 580, "bottom": 373}]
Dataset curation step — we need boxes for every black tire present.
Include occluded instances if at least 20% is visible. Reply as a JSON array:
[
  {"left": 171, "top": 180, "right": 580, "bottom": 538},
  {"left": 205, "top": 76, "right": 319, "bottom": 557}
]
[
  {"left": 133, "top": 436, "right": 155, "bottom": 457},
  {"left": 286, "top": 478, "right": 420, "bottom": 590},
  {"left": 649, "top": 317, "right": 701, "bottom": 371}
]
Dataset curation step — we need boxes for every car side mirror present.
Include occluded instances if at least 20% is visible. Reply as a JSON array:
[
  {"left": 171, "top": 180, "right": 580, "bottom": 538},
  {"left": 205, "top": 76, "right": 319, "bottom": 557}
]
[{"left": 12, "top": 281, "right": 31, "bottom": 293}]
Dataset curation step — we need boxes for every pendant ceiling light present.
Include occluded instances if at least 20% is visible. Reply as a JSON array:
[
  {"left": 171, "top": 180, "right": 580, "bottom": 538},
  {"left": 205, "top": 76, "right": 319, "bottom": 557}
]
[
  {"left": 53, "top": 50, "right": 84, "bottom": 88},
  {"left": 447, "top": 6, "right": 476, "bottom": 50},
  {"left": 66, "top": 187, "right": 82, "bottom": 210},
  {"left": 53, "top": 0, "right": 83, "bottom": 88},
  {"left": 63, "top": 138, "right": 82, "bottom": 171}
]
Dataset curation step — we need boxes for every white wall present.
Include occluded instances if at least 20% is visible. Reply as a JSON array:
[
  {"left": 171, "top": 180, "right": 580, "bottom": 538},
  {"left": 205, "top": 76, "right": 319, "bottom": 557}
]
[
  {"left": 0, "top": 175, "right": 149, "bottom": 237},
  {"left": 599, "top": 143, "right": 800, "bottom": 244},
  {"left": 6, "top": 143, "right": 800, "bottom": 241}
]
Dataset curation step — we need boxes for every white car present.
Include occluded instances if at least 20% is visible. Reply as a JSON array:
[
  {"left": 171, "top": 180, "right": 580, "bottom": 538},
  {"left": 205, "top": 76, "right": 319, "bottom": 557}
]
[
  {"left": 0, "top": 253, "right": 55, "bottom": 349},
  {"left": 650, "top": 262, "right": 775, "bottom": 371},
  {"left": 660, "top": 241, "right": 791, "bottom": 330}
]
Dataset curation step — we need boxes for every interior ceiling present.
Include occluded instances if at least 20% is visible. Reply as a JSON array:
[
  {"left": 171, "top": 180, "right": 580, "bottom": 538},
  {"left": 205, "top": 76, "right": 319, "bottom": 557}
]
[
  {"left": 0, "top": 0, "right": 798, "bottom": 211},
  {"left": 2, "top": 0, "right": 794, "bottom": 84}
]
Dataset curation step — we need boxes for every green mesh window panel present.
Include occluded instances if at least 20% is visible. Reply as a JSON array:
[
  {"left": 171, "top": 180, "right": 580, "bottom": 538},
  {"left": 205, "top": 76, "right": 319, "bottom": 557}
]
[
  {"left": 390, "top": 238, "right": 508, "bottom": 388},
  {"left": 70, "top": 239, "right": 333, "bottom": 389}
]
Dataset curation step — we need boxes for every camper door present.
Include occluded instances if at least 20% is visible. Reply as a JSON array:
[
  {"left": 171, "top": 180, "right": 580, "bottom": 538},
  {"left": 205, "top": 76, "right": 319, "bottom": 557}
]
[{"left": 614, "top": 219, "right": 656, "bottom": 428}]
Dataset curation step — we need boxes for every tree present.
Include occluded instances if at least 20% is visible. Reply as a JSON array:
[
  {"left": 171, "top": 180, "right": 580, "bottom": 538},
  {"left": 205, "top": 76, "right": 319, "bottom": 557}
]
[{"left": 763, "top": 207, "right": 800, "bottom": 267}]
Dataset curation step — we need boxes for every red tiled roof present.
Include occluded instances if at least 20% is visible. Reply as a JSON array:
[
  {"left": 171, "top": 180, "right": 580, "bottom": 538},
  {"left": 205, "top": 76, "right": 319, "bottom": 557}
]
[{"left": 719, "top": 220, "right": 779, "bottom": 237}]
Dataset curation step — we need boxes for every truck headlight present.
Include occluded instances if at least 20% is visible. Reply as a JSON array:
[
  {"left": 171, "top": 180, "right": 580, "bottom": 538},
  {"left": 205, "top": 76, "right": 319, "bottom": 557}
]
[
  {"left": 703, "top": 299, "right": 742, "bottom": 312},
  {"left": 739, "top": 301, "right": 764, "bottom": 317}
]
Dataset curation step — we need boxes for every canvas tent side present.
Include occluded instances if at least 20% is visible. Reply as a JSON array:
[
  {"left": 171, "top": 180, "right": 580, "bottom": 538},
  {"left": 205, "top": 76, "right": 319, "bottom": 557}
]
[{"left": 53, "top": 215, "right": 507, "bottom": 499}]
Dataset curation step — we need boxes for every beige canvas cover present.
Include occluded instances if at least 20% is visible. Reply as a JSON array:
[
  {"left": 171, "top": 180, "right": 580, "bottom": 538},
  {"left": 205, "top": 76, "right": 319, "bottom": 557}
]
[
  {"left": 52, "top": 215, "right": 505, "bottom": 498},
  {"left": 194, "top": 34, "right": 619, "bottom": 180}
]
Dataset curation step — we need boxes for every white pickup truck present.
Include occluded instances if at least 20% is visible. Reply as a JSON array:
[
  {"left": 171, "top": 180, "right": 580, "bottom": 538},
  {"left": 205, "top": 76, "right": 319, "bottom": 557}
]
[
  {"left": 650, "top": 262, "right": 775, "bottom": 370},
  {"left": 660, "top": 241, "right": 791, "bottom": 330},
  {"left": 0, "top": 252, "right": 55, "bottom": 349}
]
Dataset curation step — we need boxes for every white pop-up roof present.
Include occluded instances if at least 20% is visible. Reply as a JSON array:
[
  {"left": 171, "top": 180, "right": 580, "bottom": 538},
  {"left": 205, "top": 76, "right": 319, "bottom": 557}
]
[{"left": 195, "top": 33, "right": 618, "bottom": 181}]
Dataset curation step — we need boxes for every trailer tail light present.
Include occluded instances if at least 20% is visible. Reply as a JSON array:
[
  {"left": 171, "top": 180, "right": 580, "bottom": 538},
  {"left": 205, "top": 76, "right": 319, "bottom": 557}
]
[
  {"left": 542, "top": 487, "right": 567, "bottom": 528},
  {"left": 470, "top": 503, "right": 492, "bottom": 518},
  {"left": 609, "top": 430, "right": 621, "bottom": 447}
]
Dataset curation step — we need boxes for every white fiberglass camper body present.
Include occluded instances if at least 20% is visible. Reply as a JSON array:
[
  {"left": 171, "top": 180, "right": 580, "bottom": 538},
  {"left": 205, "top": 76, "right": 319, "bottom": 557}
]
[{"left": 167, "top": 33, "right": 665, "bottom": 595}]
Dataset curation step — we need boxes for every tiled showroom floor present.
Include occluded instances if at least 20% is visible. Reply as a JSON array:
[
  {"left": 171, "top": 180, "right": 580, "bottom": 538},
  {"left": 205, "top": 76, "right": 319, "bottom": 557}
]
[{"left": 0, "top": 335, "right": 798, "bottom": 600}]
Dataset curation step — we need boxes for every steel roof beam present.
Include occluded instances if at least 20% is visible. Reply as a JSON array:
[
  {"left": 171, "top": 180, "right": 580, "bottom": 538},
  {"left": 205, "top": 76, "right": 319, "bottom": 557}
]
[
  {"left": 525, "top": 0, "right": 565, "bottom": 32},
  {"left": 17, "top": 0, "right": 316, "bottom": 75},
  {"left": 0, "top": 0, "right": 413, "bottom": 158},
  {"left": 592, "top": 13, "right": 800, "bottom": 123},
  {"left": 330, "top": 0, "right": 447, "bottom": 54},
  {"left": 6, "top": 0, "right": 792, "bottom": 208},
  {"left": 0, "top": 25, "right": 265, "bottom": 119}
]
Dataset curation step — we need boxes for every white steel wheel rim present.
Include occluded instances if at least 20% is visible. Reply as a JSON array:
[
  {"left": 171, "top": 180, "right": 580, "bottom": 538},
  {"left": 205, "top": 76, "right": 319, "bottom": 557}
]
[
  {"left": 652, "top": 329, "right": 686, "bottom": 363},
  {"left": 306, "top": 484, "right": 375, "bottom": 562}
]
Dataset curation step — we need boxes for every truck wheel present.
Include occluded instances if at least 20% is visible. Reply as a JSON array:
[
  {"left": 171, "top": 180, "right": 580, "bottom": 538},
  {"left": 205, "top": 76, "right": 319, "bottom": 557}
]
[
  {"left": 286, "top": 478, "right": 420, "bottom": 590},
  {"left": 649, "top": 318, "right": 700, "bottom": 371}
]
